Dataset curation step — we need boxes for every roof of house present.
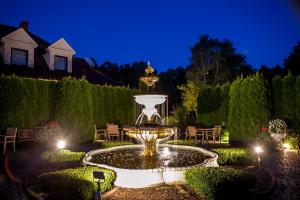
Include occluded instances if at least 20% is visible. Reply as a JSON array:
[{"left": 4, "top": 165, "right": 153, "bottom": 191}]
[{"left": 0, "top": 24, "right": 121, "bottom": 86}]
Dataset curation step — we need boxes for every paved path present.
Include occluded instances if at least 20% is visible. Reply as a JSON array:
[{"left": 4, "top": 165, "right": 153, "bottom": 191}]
[{"left": 263, "top": 150, "right": 300, "bottom": 200}]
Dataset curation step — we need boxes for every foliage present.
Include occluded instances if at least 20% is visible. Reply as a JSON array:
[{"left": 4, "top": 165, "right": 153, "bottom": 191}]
[
  {"left": 212, "top": 148, "right": 255, "bottom": 166},
  {"left": 167, "top": 106, "right": 189, "bottom": 130},
  {"left": 39, "top": 166, "right": 116, "bottom": 200},
  {"left": 228, "top": 74, "right": 270, "bottom": 141},
  {"left": 178, "top": 80, "right": 205, "bottom": 113},
  {"left": 284, "top": 41, "right": 300, "bottom": 75},
  {"left": 282, "top": 133, "right": 300, "bottom": 150},
  {"left": 100, "top": 141, "right": 134, "bottom": 149},
  {"left": 166, "top": 139, "right": 197, "bottom": 146},
  {"left": 220, "top": 130, "right": 230, "bottom": 143},
  {"left": 0, "top": 75, "right": 138, "bottom": 143},
  {"left": 0, "top": 76, "right": 55, "bottom": 133},
  {"left": 185, "top": 167, "right": 255, "bottom": 200},
  {"left": 268, "top": 119, "right": 287, "bottom": 135},
  {"left": 41, "top": 150, "right": 85, "bottom": 162},
  {"left": 197, "top": 83, "right": 230, "bottom": 126},
  {"left": 54, "top": 78, "right": 94, "bottom": 143},
  {"left": 34, "top": 128, "right": 49, "bottom": 144},
  {"left": 281, "top": 74, "right": 296, "bottom": 120},
  {"left": 187, "top": 34, "right": 253, "bottom": 84}
]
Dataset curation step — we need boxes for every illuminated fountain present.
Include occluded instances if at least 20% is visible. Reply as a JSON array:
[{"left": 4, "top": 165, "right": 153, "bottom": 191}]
[
  {"left": 124, "top": 62, "right": 174, "bottom": 156},
  {"left": 83, "top": 62, "right": 219, "bottom": 188}
]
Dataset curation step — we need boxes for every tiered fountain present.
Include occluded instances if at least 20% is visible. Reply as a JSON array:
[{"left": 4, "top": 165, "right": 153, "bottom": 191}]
[{"left": 83, "top": 63, "right": 218, "bottom": 188}]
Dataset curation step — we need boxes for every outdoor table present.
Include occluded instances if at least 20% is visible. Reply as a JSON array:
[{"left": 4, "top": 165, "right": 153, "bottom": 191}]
[{"left": 197, "top": 128, "right": 214, "bottom": 144}]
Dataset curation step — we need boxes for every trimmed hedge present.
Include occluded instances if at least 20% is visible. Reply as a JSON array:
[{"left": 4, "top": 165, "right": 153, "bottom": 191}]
[
  {"left": 185, "top": 167, "right": 255, "bottom": 200},
  {"left": 41, "top": 150, "right": 85, "bottom": 162},
  {"left": 212, "top": 148, "right": 255, "bottom": 166},
  {"left": 197, "top": 83, "right": 230, "bottom": 126},
  {"left": 0, "top": 75, "right": 138, "bottom": 143},
  {"left": 166, "top": 139, "right": 197, "bottom": 146},
  {"left": 100, "top": 141, "right": 134, "bottom": 149},
  {"left": 39, "top": 166, "right": 116, "bottom": 200}
]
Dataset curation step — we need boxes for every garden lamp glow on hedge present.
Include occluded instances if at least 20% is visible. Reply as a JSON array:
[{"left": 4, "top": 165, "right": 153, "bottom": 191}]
[
  {"left": 254, "top": 146, "right": 263, "bottom": 168},
  {"left": 93, "top": 171, "right": 105, "bottom": 200}
]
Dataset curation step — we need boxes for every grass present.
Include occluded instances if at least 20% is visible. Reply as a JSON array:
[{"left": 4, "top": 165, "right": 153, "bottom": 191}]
[
  {"left": 41, "top": 150, "right": 86, "bottom": 163},
  {"left": 212, "top": 148, "right": 255, "bottom": 166},
  {"left": 39, "top": 166, "right": 116, "bottom": 200}
]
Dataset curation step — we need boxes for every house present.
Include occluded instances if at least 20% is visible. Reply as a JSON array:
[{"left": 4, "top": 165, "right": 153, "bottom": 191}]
[{"left": 0, "top": 21, "right": 121, "bottom": 85}]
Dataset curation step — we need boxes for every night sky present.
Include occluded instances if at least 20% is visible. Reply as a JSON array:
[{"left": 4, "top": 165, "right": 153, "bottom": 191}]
[{"left": 1, "top": 0, "right": 300, "bottom": 72}]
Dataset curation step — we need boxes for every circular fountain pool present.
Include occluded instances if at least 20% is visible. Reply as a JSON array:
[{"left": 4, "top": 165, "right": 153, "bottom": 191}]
[{"left": 83, "top": 144, "right": 219, "bottom": 188}]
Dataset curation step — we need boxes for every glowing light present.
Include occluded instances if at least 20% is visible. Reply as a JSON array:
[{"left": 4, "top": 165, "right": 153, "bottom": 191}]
[
  {"left": 283, "top": 143, "right": 290, "bottom": 150},
  {"left": 57, "top": 140, "right": 66, "bottom": 149},
  {"left": 255, "top": 146, "right": 263, "bottom": 154}
]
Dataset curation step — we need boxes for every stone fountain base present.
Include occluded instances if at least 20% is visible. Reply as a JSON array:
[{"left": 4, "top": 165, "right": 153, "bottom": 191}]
[{"left": 83, "top": 144, "right": 219, "bottom": 188}]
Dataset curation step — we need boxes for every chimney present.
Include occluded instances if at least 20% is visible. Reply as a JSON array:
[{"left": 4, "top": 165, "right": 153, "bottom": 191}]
[{"left": 19, "top": 21, "right": 29, "bottom": 31}]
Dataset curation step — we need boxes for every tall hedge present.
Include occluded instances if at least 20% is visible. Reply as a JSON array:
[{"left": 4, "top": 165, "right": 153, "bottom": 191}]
[
  {"left": 271, "top": 75, "right": 283, "bottom": 118},
  {"left": 228, "top": 74, "right": 270, "bottom": 141},
  {"left": 296, "top": 76, "right": 300, "bottom": 132},
  {"left": 0, "top": 75, "right": 138, "bottom": 142},
  {"left": 197, "top": 83, "right": 229, "bottom": 126},
  {"left": 54, "top": 78, "right": 94, "bottom": 143}
]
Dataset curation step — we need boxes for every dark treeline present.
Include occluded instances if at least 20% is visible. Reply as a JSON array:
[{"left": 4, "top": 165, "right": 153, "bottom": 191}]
[{"left": 95, "top": 35, "right": 300, "bottom": 110}]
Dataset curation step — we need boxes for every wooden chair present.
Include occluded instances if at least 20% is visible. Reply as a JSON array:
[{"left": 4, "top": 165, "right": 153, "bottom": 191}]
[
  {"left": 186, "top": 126, "right": 197, "bottom": 140},
  {"left": 206, "top": 125, "right": 222, "bottom": 144},
  {"left": 2, "top": 128, "right": 17, "bottom": 154},
  {"left": 18, "top": 128, "right": 35, "bottom": 142},
  {"left": 94, "top": 124, "right": 106, "bottom": 142},
  {"left": 105, "top": 124, "right": 120, "bottom": 141}
]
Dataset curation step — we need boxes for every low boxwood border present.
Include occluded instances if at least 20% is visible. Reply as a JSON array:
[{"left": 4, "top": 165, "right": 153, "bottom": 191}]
[
  {"left": 185, "top": 167, "right": 255, "bottom": 200},
  {"left": 39, "top": 166, "right": 116, "bottom": 200},
  {"left": 212, "top": 148, "right": 255, "bottom": 166}
]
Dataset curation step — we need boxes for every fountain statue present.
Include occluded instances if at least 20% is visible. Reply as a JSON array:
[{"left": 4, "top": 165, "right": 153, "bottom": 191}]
[
  {"left": 124, "top": 62, "right": 175, "bottom": 156},
  {"left": 83, "top": 62, "right": 218, "bottom": 188}
]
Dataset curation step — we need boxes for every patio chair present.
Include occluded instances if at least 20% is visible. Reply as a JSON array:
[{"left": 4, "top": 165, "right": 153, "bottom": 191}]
[
  {"left": 18, "top": 128, "right": 35, "bottom": 142},
  {"left": 185, "top": 126, "right": 197, "bottom": 140},
  {"left": 2, "top": 127, "right": 17, "bottom": 154},
  {"left": 94, "top": 124, "right": 106, "bottom": 142},
  {"left": 206, "top": 125, "right": 222, "bottom": 144},
  {"left": 105, "top": 124, "right": 120, "bottom": 141}
]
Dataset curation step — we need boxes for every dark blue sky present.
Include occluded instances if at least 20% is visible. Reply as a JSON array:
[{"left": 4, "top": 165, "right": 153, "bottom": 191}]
[{"left": 1, "top": 0, "right": 300, "bottom": 72}]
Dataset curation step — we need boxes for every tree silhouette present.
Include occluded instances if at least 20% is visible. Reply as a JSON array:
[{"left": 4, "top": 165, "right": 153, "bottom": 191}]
[{"left": 284, "top": 41, "right": 300, "bottom": 75}]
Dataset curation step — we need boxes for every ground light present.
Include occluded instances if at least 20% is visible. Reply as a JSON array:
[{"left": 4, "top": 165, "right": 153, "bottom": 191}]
[
  {"left": 283, "top": 143, "right": 290, "bottom": 150},
  {"left": 254, "top": 145, "right": 263, "bottom": 169},
  {"left": 93, "top": 171, "right": 105, "bottom": 200},
  {"left": 57, "top": 140, "right": 66, "bottom": 149}
]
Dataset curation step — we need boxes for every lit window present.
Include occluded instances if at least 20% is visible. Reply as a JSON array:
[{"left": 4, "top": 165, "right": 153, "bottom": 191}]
[
  {"left": 11, "top": 48, "right": 28, "bottom": 66},
  {"left": 54, "top": 56, "right": 67, "bottom": 71}
]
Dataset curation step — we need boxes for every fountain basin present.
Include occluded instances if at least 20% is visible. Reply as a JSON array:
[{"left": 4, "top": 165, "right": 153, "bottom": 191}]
[
  {"left": 83, "top": 144, "right": 219, "bottom": 188},
  {"left": 134, "top": 94, "right": 167, "bottom": 108}
]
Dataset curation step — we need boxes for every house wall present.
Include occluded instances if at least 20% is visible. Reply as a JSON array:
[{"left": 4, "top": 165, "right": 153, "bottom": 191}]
[
  {"left": 46, "top": 47, "right": 73, "bottom": 73},
  {"left": 0, "top": 28, "right": 37, "bottom": 67}
]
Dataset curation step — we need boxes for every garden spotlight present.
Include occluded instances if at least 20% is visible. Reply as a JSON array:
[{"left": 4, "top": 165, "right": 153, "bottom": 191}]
[
  {"left": 254, "top": 145, "right": 263, "bottom": 169},
  {"left": 57, "top": 140, "right": 66, "bottom": 149}
]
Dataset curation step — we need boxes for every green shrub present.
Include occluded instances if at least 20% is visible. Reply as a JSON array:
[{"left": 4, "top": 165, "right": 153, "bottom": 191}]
[
  {"left": 39, "top": 166, "right": 116, "bottom": 200},
  {"left": 220, "top": 130, "right": 230, "bottom": 143},
  {"left": 212, "top": 148, "right": 255, "bottom": 166},
  {"left": 166, "top": 139, "right": 197, "bottom": 146},
  {"left": 282, "top": 133, "right": 300, "bottom": 150},
  {"left": 41, "top": 150, "right": 85, "bottom": 162},
  {"left": 185, "top": 167, "right": 255, "bottom": 200},
  {"left": 100, "top": 141, "right": 134, "bottom": 149}
]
